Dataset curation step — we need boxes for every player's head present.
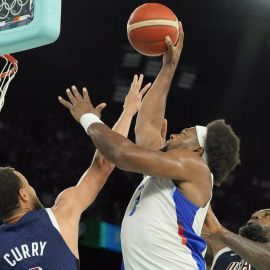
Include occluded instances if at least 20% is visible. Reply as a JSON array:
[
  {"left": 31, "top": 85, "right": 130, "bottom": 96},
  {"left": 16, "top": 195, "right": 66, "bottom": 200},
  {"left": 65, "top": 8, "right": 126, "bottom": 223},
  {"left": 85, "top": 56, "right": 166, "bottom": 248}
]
[
  {"left": 204, "top": 119, "right": 240, "bottom": 186},
  {"left": 162, "top": 119, "right": 240, "bottom": 185},
  {"left": 0, "top": 167, "right": 43, "bottom": 221},
  {"left": 239, "top": 209, "right": 270, "bottom": 242},
  {"left": 162, "top": 126, "right": 203, "bottom": 154}
]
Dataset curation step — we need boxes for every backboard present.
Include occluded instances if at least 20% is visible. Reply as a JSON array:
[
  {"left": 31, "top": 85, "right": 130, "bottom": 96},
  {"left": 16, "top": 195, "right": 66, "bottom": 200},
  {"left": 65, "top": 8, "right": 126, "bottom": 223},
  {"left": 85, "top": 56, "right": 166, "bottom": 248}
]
[{"left": 0, "top": 0, "right": 62, "bottom": 55}]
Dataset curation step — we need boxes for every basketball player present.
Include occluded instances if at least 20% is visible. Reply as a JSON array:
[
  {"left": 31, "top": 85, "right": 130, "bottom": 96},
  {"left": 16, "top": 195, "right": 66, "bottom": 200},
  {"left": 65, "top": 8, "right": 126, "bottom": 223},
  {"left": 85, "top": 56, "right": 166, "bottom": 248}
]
[
  {"left": 203, "top": 207, "right": 270, "bottom": 270},
  {"left": 0, "top": 75, "right": 151, "bottom": 270},
  {"left": 59, "top": 25, "right": 240, "bottom": 270}
]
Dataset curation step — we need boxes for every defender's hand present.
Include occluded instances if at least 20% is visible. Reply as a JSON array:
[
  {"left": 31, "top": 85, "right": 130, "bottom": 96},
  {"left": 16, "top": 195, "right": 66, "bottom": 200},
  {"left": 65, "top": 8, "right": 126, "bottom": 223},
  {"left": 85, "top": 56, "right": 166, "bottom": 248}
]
[
  {"left": 123, "top": 74, "right": 151, "bottom": 116},
  {"left": 163, "top": 22, "right": 184, "bottom": 68},
  {"left": 58, "top": 86, "right": 106, "bottom": 122}
]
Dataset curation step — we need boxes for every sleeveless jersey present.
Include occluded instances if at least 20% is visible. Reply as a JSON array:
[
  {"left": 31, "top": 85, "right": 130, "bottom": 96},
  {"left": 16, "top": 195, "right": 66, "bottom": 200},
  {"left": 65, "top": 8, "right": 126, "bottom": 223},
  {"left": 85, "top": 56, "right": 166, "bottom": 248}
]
[
  {"left": 211, "top": 247, "right": 256, "bottom": 270},
  {"left": 0, "top": 208, "right": 80, "bottom": 270},
  {"left": 121, "top": 176, "right": 211, "bottom": 270}
]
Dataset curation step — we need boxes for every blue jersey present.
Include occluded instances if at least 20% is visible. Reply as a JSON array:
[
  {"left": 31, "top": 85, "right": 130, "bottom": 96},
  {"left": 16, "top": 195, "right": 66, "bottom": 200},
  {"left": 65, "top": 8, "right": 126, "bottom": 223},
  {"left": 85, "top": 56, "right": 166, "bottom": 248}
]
[
  {"left": 211, "top": 247, "right": 256, "bottom": 270},
  {"left": 0, "top": 209, "right": 80, "bottom": 270}
]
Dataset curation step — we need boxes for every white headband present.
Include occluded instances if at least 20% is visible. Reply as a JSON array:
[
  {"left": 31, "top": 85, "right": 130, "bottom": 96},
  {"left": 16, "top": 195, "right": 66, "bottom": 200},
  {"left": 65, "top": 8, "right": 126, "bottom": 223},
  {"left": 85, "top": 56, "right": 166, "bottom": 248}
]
[{"left": 195, "top": 125, "right": 207, "bottom": 161}]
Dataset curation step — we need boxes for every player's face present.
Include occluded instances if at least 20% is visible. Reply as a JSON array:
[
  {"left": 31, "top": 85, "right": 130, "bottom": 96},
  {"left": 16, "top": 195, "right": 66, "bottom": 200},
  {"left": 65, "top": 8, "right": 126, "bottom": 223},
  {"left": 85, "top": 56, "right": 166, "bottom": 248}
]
[
  {"left": 15, "top": 171, "right": 44, "bottom": 211},
  {"left": 238, "top": 209, "right": 270, "bottom": 242},
  {"left": 163, "top": 127, "right": 199, "bottom": 151}
]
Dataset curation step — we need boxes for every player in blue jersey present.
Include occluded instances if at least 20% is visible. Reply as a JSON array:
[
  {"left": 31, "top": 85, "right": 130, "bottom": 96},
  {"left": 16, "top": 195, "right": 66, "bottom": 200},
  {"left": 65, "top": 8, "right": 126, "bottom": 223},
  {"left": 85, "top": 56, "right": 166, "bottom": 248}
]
[
  {"left": 203, "top": 207, "right": 270, "bottom": 270},
  {"left": 59, "top": 23, "right": 240, "bottom": 270},
  {"left": 0, "top": 75, "right": 151, "bottom": 270}
]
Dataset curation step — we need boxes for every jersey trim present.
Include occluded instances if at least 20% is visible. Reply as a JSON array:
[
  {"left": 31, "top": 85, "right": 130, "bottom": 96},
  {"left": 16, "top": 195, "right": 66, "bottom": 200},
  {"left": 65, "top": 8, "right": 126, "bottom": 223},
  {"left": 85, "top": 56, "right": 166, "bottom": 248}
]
[
  {"left": 173, "top": 187, "right": 208, "bottom": 270},
  {"left": 45, "top": 208, "right": 60, "bottom": 232},
  {"left": 210, "top": 247, "right": 232, "bottom": 270}
]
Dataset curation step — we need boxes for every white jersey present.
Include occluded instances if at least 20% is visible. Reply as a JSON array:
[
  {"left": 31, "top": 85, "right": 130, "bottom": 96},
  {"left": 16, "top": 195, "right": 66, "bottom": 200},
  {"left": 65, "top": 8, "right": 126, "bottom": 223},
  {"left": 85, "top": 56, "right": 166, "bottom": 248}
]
[{"left": 121, "top": 176, "right": 211, "bottom": 270}]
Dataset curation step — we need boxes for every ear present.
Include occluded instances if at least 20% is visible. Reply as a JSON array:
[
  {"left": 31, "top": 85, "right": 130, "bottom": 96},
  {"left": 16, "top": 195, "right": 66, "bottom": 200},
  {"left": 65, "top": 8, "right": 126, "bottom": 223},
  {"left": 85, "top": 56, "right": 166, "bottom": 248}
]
[
  {"left": 193, "top": 146, "right": 204, "bottom": 156},
  {"left": 19, "top": 188, "right": 29, "bottom": 203}
]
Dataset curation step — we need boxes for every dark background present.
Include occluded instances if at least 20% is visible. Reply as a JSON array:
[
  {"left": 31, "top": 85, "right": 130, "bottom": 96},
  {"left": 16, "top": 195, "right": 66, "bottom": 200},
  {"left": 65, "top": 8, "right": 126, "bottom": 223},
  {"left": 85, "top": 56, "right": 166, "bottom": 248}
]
[{"left": 1, "top": 0, "right": 270, "bottom": 269}]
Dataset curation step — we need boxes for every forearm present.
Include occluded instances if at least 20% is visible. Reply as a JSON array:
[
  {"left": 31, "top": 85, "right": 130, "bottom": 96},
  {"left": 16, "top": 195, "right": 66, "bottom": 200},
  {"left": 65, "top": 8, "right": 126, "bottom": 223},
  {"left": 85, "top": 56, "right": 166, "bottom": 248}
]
[
  {"left": 87, "top": 109, "right": 134, "bottom": 174},
  {"left": 135, "top": 65, "right": 176, "bottom": 146},
  {"left": 112, "top": 109, "right": 134, "bottom": 137},
  {"left": 76, "top": 109, "right": 134, "bottom": 184},
  {"left": 54, "top": 164, "right": 111, "bottom": 217},
  {"left": 76, "top": 165, "right": 110, "bottom": 209},
  {"left": 218, "top": 228, "right": 270, "bottom": 270},
  {"left": 88, "top": 123, "right": 133, "bottom": 167},
  {"left": 74, "top": 110, "right": 135, "bottom": 210}
]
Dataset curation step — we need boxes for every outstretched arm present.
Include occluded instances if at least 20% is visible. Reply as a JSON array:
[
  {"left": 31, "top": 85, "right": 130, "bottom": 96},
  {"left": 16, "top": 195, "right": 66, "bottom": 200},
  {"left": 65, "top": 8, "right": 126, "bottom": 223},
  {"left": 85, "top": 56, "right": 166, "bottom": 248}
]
[
  {"left": 54, "top": 76, "right": 150, "bottom": 216},
  {"left": 59, "top": 87, "right": 208, "bottom": 182},
  {"left": 67, "top": 76, "right": 151, "bottom": 212},
  {"left": 203, "top": 207, "right": 270, "bottom": 270},
  {"left": 135, "top": 23, "right": 184, "bottom": 150},
  {"left": 52, "top": 77, "right": 150, "bottom": 258}
]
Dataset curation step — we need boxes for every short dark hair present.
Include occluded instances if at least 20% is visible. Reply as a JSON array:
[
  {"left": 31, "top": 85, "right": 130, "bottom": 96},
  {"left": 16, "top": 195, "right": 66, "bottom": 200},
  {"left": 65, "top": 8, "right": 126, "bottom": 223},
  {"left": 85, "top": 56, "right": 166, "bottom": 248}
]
[
  {"left": 205, "top": 120, "right": 240, "bottom": 185},
  {"left": 0, "top": 167, "right": 23, "bottom": 220}
]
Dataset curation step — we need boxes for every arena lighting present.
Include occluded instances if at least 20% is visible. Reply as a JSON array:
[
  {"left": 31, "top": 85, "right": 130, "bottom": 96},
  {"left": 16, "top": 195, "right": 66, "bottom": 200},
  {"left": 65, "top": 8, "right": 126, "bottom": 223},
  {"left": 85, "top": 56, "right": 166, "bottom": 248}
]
[
  {"left": 112, "top": 78, "right": 130, "bottom": 103},
  {"left": 144, "top": 59, "right": 162, "bottom": 77},
  {"left": 121, "top": 44, "right": 142, "bottom": 68},
  {"left": 80, "top": 219, "right": 121, "bottom": 253},
  {"left": 122, "top": 52, "right": 142, "bottom": 68},
  {"left": 176, "top": 67, "right": 197, "bottom": 89}
]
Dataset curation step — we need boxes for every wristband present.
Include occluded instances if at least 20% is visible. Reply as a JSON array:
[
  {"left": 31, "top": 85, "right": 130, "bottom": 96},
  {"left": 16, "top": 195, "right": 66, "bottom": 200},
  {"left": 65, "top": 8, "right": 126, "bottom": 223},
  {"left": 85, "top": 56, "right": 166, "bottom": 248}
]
[{"left": 80, "top": 113, "right": 103, "bottom": 134}]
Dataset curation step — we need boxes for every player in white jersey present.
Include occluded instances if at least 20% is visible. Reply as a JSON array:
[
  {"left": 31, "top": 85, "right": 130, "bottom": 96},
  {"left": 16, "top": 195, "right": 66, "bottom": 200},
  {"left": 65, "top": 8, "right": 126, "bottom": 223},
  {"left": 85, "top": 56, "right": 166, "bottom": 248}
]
[{"left": 59, "top": 23, "right": 241, "bottom": 270}]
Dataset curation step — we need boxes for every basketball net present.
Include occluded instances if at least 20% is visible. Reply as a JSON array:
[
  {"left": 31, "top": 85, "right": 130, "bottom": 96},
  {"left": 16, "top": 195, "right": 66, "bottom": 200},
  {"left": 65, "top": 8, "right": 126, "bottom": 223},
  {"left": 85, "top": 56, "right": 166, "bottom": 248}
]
[{"left": 0, "top": 54, "right": 18, "bottom": 111}]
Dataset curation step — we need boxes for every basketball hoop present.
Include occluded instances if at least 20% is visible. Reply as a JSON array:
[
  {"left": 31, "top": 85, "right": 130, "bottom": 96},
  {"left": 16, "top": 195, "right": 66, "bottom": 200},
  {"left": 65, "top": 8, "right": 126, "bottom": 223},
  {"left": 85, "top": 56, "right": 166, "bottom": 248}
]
[{"left": 0, "top": 54, "right": 18, "bottom": 111}]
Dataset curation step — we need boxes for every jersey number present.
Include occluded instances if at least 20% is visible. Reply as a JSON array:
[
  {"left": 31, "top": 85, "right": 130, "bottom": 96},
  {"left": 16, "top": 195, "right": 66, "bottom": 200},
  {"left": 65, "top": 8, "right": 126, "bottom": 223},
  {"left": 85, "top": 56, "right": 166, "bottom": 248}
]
[{"left": 129, "top": 184, "right": 145, "bottom": 216}]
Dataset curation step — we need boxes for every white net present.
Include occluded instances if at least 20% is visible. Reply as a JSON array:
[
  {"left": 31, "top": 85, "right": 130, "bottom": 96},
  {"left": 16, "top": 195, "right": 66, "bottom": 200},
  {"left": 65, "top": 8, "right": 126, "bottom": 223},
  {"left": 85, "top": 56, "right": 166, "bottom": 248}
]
[
  {"left": 0, "top": 54, "right": 18, "bottom": 111},
  {"left": 0, "top": 0, "right": 30, "bottom": 20}
]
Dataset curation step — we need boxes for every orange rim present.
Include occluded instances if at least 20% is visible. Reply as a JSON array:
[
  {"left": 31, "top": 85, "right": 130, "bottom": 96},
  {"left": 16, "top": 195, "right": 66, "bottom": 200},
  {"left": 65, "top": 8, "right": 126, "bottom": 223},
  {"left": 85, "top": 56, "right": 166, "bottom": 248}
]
[{"left": 0, "top": 54, "right": 18, "bottom": 79}]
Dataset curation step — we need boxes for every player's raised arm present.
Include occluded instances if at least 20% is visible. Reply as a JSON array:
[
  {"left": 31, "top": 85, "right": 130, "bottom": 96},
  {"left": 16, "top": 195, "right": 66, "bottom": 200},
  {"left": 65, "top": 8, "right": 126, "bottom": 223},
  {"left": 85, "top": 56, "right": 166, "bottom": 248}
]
[
  {"left": 55, "top": 77, "right": 151, "bottom": 215},
  {"left": 135, "top": 23, "right": 184, "bottom": 150},
  {"left": 52, "top": 78, "right": 150, "bottom": 257},
  {"left": 59, "top": 86, "right": 208, "bottom": 186}
]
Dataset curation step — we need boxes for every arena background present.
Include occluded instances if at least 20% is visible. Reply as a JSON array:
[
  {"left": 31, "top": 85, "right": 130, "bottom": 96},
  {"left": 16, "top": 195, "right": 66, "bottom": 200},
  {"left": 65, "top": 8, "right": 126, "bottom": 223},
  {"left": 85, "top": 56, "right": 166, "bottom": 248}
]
[{"left": 1, "top": 0, "right": 270, "bottom": 268}]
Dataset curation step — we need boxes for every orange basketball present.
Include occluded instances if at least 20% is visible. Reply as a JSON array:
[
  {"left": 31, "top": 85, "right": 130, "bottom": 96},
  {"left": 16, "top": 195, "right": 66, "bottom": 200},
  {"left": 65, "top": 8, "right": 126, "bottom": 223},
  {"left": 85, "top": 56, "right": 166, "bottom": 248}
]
[{"left": 127, "top": 3, "right": 179, "bottom": 56}]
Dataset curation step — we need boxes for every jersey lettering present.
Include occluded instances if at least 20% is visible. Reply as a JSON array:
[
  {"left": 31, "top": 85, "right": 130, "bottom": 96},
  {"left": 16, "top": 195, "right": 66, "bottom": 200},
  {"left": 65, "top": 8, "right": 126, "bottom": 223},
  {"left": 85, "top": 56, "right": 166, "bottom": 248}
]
[
  {"left": 227, "top": 262, "right": 240, "bottom": 270},
  {"left": 227, "top": 260, "right": 252, "bottom": 270},
  {"left": 3, "top": 242, "right": 47, "bottom": 267}
]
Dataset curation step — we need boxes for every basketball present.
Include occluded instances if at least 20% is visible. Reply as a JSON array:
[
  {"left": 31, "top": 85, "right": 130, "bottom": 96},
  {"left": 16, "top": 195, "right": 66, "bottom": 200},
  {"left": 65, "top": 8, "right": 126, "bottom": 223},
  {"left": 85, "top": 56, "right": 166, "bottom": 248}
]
[{"left": 127, "top": 3, "right": 179, "bottom": 57}]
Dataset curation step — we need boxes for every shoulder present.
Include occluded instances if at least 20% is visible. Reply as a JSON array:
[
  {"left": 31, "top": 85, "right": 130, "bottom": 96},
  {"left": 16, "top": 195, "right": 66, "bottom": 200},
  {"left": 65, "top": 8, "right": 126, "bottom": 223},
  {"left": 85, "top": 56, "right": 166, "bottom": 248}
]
[
  {"left": 167, "top": 148, "right": 208, "bottom": 168},
  {"left": 51, "top": 187, "right": 81, "bottom": 222},
  {"left": 169, "top": 148, "right": 211, "bottom": 182}
]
